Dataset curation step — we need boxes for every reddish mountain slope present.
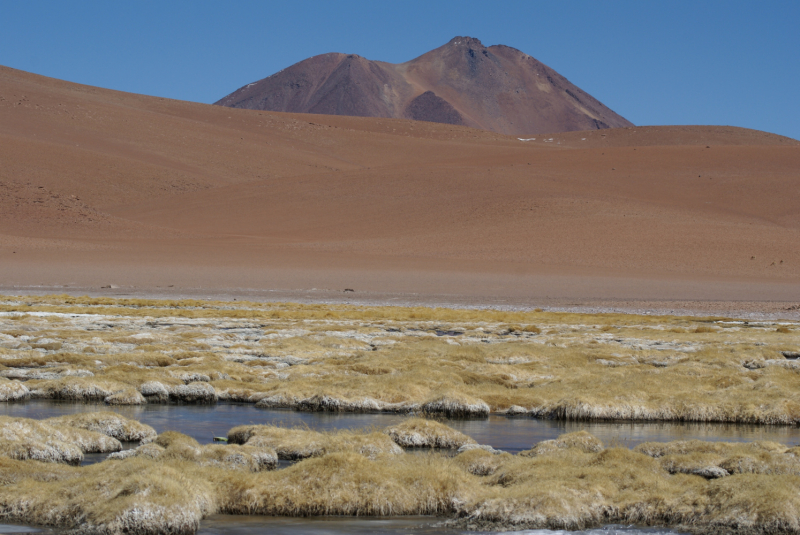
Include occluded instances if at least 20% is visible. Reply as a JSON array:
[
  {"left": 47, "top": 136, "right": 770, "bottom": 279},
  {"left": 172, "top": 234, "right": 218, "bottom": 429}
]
[
  {"left": 215, "top": 37, "right": 633, "bottom": 135},
  {"left": 1, "top": 65, "right": 799, "bottom": 304}
]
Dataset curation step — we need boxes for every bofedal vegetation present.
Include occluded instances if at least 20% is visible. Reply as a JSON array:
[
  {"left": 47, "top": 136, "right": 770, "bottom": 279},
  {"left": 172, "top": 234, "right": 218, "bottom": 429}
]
[
  {"left": 2, "top": 414, "right": 800, "bottom": 534},
  {"left": 0, "top": 295, "right": 798, "bottom": 424},
  {"left": 1, "top": 295, "right": 800, "bottom": 533}
]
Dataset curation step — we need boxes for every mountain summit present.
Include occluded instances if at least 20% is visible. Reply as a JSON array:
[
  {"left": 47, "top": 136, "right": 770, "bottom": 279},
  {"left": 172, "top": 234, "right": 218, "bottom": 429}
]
[{"left": 215, "top": 37, "right": 633, "bottom": 135}]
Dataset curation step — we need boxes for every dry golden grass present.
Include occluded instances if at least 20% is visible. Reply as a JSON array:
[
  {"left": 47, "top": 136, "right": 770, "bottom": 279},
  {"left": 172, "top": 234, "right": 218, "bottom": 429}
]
[
  {"left": 451, "top": 447, "right": 508, "bottom": 476},
  {"left": 46, "top": 411, "right": 157, "bottom": 442},
  {"left": 0, "top": 415, "right": 121, "bottom": 464},
  {"left": 1, "top": 294, "right": 799, "bottom": 425},
  {"left": 221, "top": 451, "right": 469, "bottom": 517},
  {"left": 110, "top": 431, "right": 278, "bottom": 472},
  {"left": 0, "top": 377, "right": 29, "bottom": 401},
  {"left": 0, "top": 456, "right": 216, "bottom": 534},
  {"left": 5, "top": 418, "right": 800, "bottom": 534},
  {"left": 0, "top": 293, "right": 724, "bottom": 324},
  {"left": 635, "top": 439, "right": 800, "bottom": 478},
  {"left": 384, "top": 417, "right": 476, "bottom": 448},
  {"left": 520, "top": 430, "right": 605, "bottom": 456},
  {"left": 227, "top": 424, "right": 402, "bottom": 460},
  {"left": 26, "top": 377, "right": 131, "bottom": 402}
]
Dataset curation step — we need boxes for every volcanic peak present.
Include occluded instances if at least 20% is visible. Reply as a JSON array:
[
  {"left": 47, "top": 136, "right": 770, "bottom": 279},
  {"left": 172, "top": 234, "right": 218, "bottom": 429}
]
[{"left": 216, "top": 37, "right": 633, "bottom": 135}]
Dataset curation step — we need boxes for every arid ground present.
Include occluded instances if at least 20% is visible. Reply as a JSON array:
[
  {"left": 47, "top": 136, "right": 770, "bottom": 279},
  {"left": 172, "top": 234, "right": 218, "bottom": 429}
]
[{"left": 1, "top": 65, "right": 798, "bottom": 315}]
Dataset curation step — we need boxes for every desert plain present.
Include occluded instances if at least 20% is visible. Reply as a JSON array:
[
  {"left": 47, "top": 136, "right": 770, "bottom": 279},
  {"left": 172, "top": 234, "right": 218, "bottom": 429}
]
[
  {"left": 0, "top": 65, "right": 799, "bottom": 311},
  {"left": 0, "top": 64, "right": 800, "bottom": 534}
]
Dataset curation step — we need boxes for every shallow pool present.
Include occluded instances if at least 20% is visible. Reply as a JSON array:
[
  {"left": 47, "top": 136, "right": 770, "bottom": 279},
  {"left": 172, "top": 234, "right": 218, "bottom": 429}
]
[
  {"left": 197, "top": 516, "right": 688, "bottom": 535},
  {"left": 2, "top": 400, "right": 798, "bottom": 453}
]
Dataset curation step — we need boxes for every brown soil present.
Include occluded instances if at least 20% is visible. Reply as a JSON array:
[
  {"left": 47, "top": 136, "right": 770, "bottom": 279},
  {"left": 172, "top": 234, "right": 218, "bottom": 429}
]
[{"left": 1, "top": 65, "right": 798, "bottom": 316}]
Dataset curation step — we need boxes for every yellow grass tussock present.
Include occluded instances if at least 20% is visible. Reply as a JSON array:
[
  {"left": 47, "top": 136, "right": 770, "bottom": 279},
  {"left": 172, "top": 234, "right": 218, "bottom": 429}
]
[
  {"left": 421, "top": 393, "right": 490, "bottom": 417},
  {"left": 221, "top": 451, "right": 470, "bottom": 517},
  {"left": 0, "top": 457, "right": 216, "bottom": 534},
  {"left": 46, "top": 411, "right": 157, "bottom": 442},
  {"left": 0, "top": 377, "right": 29, "bottom": 401},
  {"left": 110, "top": 435, "right": 278, "bottom": 471},
  {"left": 227, "top": 425, "right": 402, "bottom": 460},
  {"left": 168, "top": 382, "right": 218, "bottom": 403},
  {"left": 0, "top": 416, "right": 121, "bottom": 464},
  {"left": 384, "top": 418, "right": 476, "bottom": 448},
  {"left": 635, "top": 439, "right": 800, "bottom": 478},
  {"left": 139, "top": 380, "right": 171, "bottom": 401},
  {"left": 109, "top": 442, "right": 166, "bottom": 461},
  {"left": 520, "top": 430, "right": 605, "bottom": 457},
  {"left": 452, "top": 447, "right": 509, "bottom": 476},
  {"left": 104, "top": 388, "right": 147, "bottom": 405},
  {"left": 26, "top": 377, "right": 128, "bottom": 402}
]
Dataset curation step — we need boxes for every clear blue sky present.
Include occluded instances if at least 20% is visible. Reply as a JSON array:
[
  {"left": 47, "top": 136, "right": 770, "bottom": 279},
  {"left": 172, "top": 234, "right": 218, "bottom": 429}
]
[{"left": 2, "top": 1, "right": 798, "bottom": 139}]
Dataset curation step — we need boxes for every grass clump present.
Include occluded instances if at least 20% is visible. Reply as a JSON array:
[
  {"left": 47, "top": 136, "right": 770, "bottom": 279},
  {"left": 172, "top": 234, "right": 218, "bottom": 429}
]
[
  {"left": 0, "top": 456, "right": 216, "bottom": 534},
  {"left": 109, "top": 442, "right": 166, "bottom": 461},
  {"left": 221, "top": 451, "right": 470, "bottom": 517},
  {"left": 520, "top": 430, "right": 605, "bottom": 457},
  {"left": 384, "top": 418, "right": 476, "bottom": 448},
  {"left": 46, "top": 411, "right": 157, "bottom": 442},
  {"left": 26, "top": 377, "right": 127, "bottom": 401},
  {"left": 227, "top": 425, "right": 402, "bottom": 460},
  {"left": 168, "top": 382, "right": 218, "bottom": 403},
  {"left": 139, "top": 380, "right": 170, "bottom": 401},
  {"left": 0, "top": 416, "right": 121, "bottom": 464},
  {"left": 421, "top": 393, "right": 490, "bottom": 417},
  {"left": 635, "top": 439, "right": 800, "bottom": 478},
  {"left": 0, "top": 378, "right": 29, "bottom": 401},
  {"left": 452, "top": 447, "right": 508, "bottom": 476},
  {"left": 111, "top": 433, "right": 278, "bottom": 472},
  {"left": 104, "top": 388, "right": 147, "bottom": 405}
]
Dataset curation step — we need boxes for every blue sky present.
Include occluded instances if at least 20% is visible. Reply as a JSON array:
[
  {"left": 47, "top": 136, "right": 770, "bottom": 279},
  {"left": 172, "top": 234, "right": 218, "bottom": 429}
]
[{"left": 2, "top": 1, "right": 798, "bottom": 139}]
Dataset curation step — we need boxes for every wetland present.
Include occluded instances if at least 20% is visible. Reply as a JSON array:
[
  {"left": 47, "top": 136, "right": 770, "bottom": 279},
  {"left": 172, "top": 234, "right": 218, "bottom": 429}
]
[{"left": 0, "top": 295, "right": 799, "bottom": 534}]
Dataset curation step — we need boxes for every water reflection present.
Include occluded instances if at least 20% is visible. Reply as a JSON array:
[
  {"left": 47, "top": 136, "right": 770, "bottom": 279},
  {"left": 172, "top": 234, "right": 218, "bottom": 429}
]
[
  {"left": 0, "top": 524, "right": 52, "bottom": 534},
  {"left": 2, "top": 400, "right": 799, "bottom": 452},
  {"left": 198, "top": 516, "right": 688, "bottom": 535},
  {"left": 0, "top": 518, "right": 690, "bottom": 535}
]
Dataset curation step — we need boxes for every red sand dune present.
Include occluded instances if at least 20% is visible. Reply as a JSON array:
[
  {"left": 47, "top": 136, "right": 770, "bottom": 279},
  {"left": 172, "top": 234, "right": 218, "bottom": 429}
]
[{"left": 1, "top": 65, "right": 798, "bottom": 309}]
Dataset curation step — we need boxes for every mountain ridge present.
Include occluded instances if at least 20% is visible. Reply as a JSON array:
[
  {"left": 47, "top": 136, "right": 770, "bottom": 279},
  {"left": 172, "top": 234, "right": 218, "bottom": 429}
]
[{"left": 215, "top": 36, "right": 633, "bottom": 135}]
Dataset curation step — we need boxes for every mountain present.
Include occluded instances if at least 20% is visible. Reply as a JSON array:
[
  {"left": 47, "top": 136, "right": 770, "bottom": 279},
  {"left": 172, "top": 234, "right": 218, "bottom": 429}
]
[{"left": 215, "top": 36, "right": 633, "bottom": 135}]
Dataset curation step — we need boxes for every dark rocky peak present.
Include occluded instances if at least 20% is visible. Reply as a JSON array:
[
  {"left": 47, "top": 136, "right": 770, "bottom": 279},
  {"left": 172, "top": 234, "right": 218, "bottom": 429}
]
[{"left": 447, "top": 36, "right": 486, "bottom": 49}]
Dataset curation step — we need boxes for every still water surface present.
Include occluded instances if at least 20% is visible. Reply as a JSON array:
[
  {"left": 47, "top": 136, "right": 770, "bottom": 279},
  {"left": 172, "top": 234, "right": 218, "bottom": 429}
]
[
  {"left": 198, "top": 516, "right": 688, "bottom": 535},
  {"left": 0, "top": 519, "right": 687, "bottom": 535},
  {"left": 2, "top": 400, "right": 799, "bottom": 452}
]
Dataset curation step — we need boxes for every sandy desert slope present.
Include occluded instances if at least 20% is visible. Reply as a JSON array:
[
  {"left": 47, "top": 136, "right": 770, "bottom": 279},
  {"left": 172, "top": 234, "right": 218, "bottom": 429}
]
[{"left": 0, "top": 65, "right": 799, "bottom": 305}]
